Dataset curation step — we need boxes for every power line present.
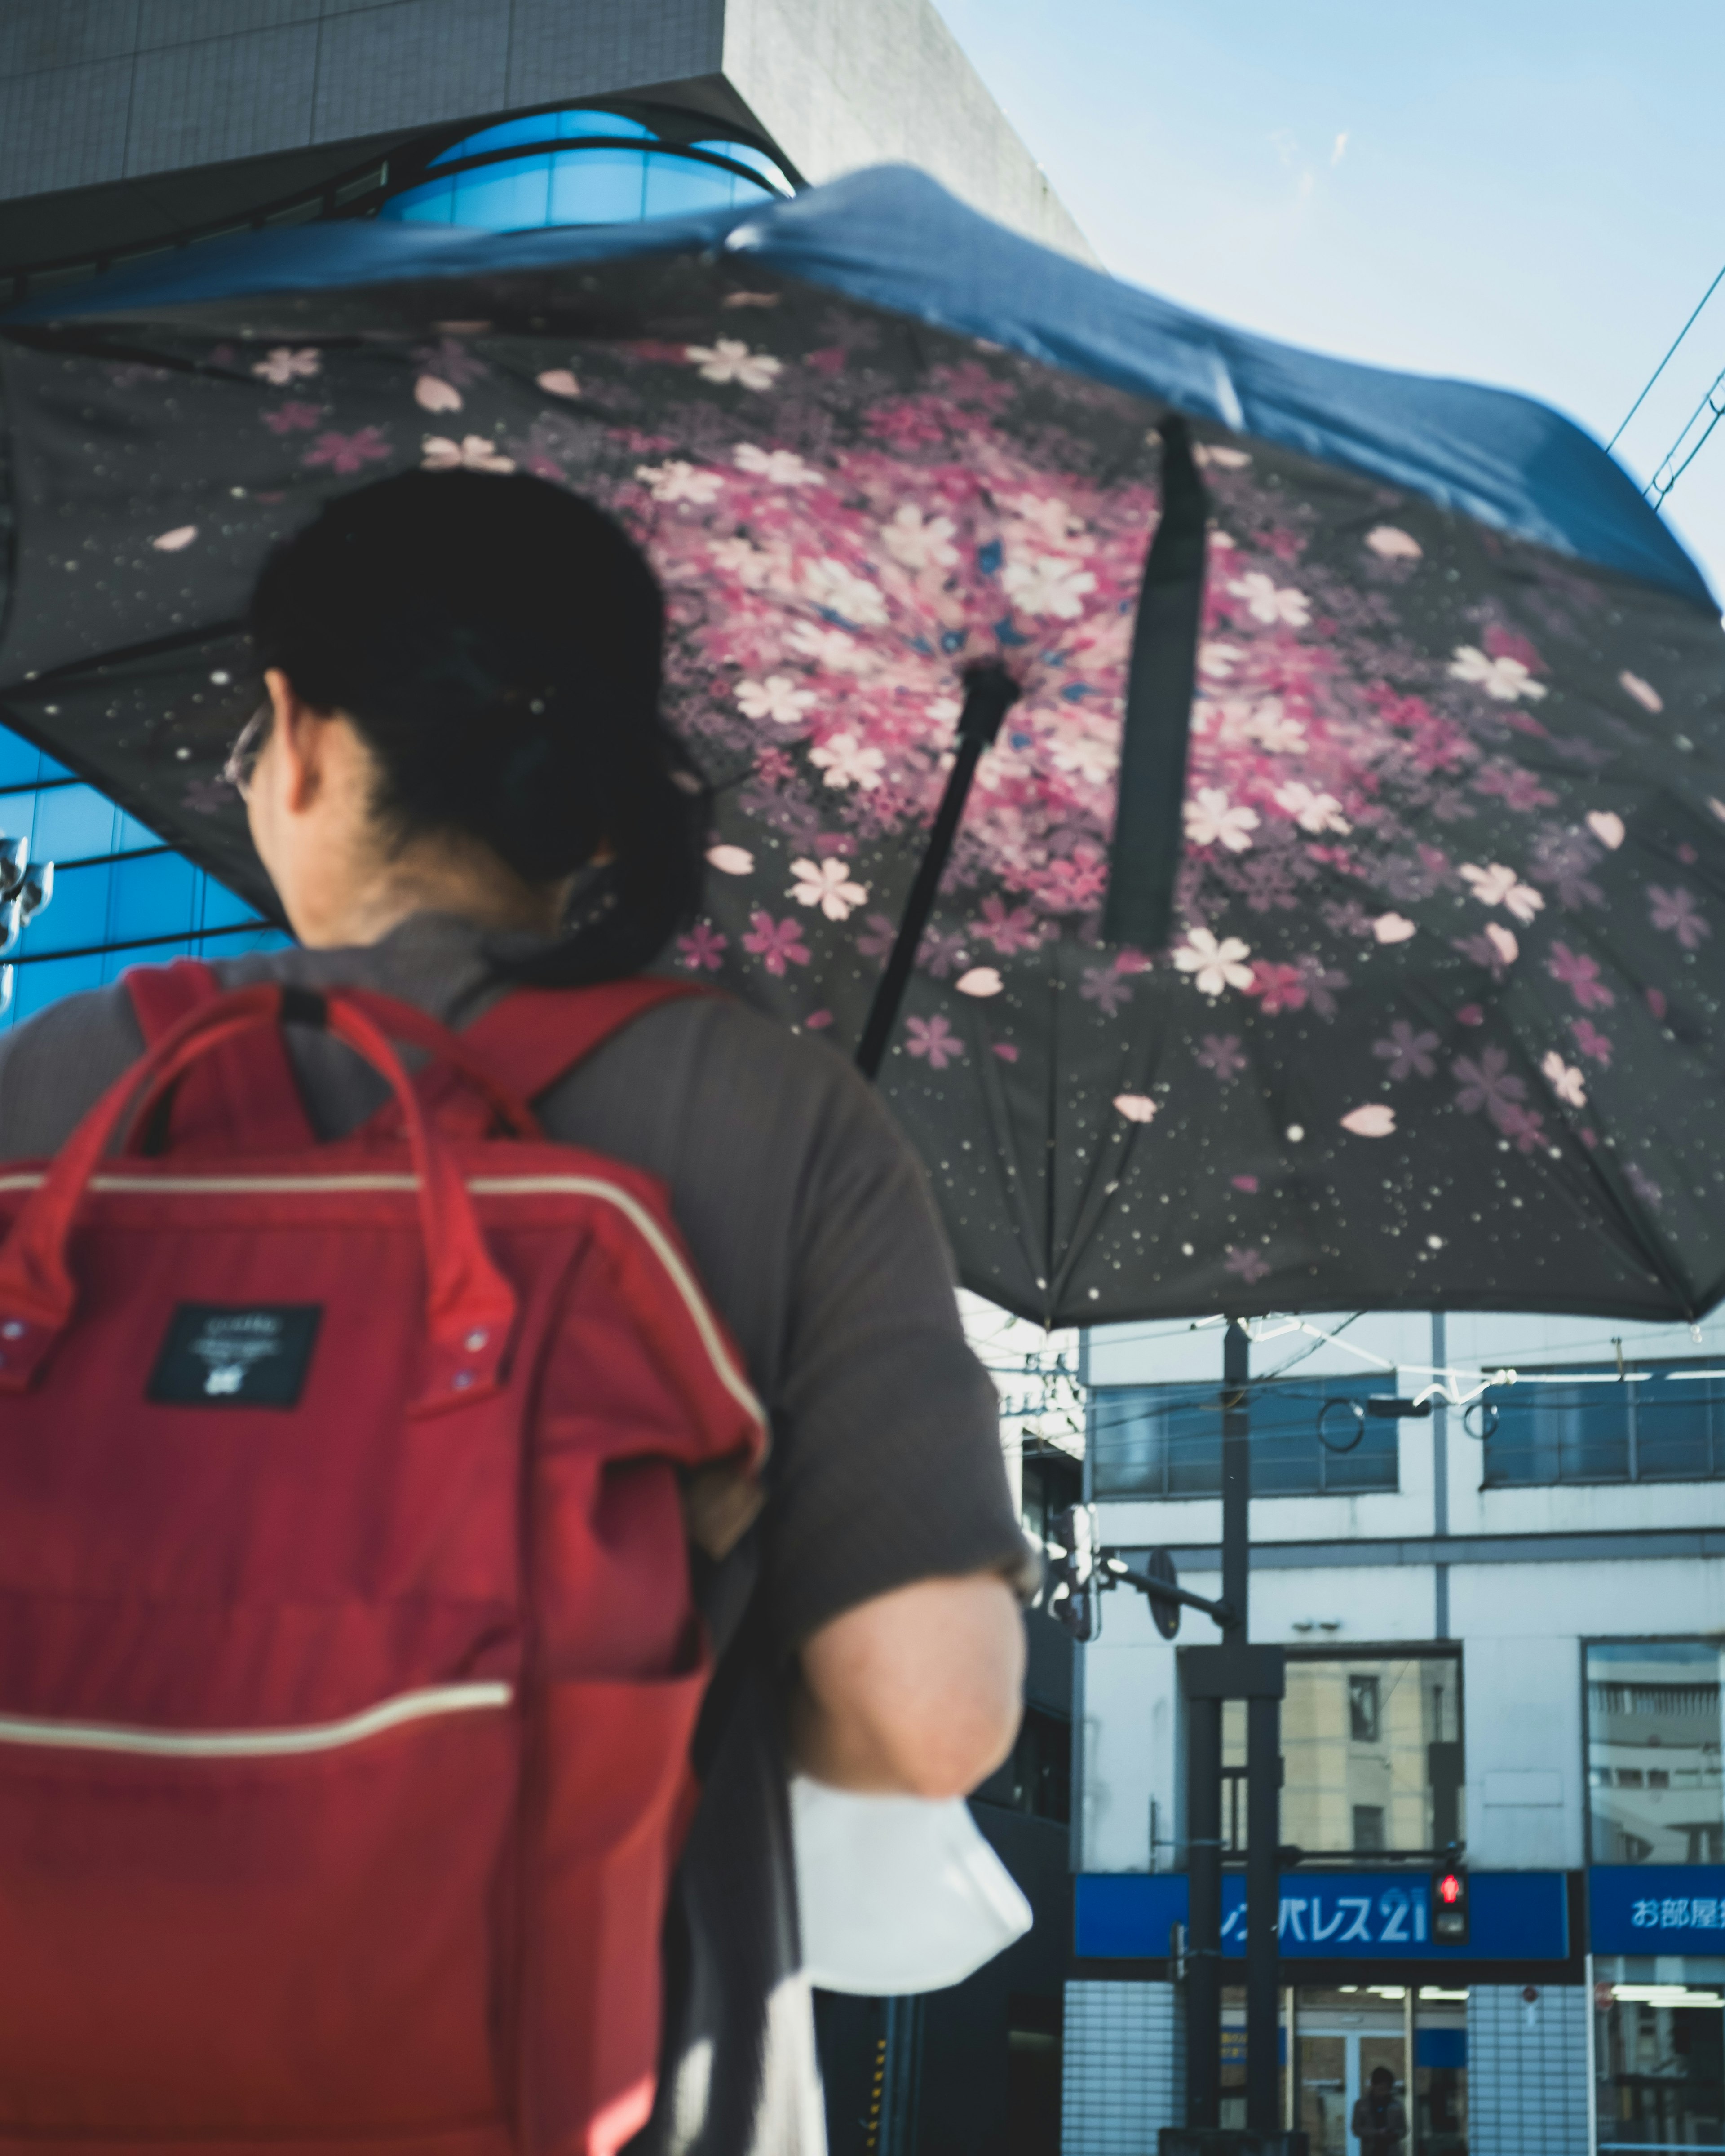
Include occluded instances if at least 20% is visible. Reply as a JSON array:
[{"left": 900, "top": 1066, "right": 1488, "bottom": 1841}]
[
  {"left": 1609, "top": 254, "right": 1725, "bottom": 453},
  {"left": 1646, "top": 360, "right": 1725, "bottom": 511}
]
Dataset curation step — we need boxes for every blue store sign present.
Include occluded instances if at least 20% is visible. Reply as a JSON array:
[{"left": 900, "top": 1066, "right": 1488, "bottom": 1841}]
[
  {"left": 1590, "top": 1865, "right": 1725, "bottom": 1954},
  {"left": 1077, "top": 1871, "right": 1568, "bottom": 1961}
]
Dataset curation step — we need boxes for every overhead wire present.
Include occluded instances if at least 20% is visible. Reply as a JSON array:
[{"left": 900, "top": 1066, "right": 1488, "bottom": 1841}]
[
  {"left": 1608, "top": 254, "right": 1725, "bottom": 453},
  {"left": 1645, "top": 359, "right": 1725, "bottom": 510}
]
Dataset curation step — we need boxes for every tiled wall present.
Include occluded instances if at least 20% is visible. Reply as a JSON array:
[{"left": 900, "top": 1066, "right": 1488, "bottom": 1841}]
[
  {"left": 1467, "top": 1982, "right": 1589, "bottom": 2156},
  {"left": 1061, "top": 1979, "right": 1185, "bottom": 2156},
  {"left": 0, "top": 725, "right": 288, "bottom": 1030}
]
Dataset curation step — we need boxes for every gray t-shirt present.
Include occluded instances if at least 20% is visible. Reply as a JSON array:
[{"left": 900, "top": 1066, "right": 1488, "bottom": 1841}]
[{"left": 0, "top": 913, "right": 1030, "bottom": 2156}]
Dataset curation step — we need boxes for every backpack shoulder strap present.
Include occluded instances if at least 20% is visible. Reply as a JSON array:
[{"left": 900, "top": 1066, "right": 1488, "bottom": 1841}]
[
  {"left": 125, "top": 958, "right": 317, "bottom": 1153},
  {"left": 452, "top": 977, "right": 715, "bottom": 1105}
]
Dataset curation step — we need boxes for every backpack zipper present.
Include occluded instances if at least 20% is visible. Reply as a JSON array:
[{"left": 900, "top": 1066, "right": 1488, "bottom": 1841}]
[{"left": 0, "top": 1680, "right": 512, "bottom": 1758}]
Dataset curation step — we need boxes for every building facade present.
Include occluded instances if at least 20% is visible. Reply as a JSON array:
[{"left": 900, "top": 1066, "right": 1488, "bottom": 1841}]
[{"left": 1067, "top": 1308, "right": 1725, "bottom": 2156}]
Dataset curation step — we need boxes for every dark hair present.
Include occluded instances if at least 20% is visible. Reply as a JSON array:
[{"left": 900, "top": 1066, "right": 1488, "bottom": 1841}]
[
  {"left": 1369, "top": 2067, "right": 1395, "bottom": 2087},
  {"left": 248, "top": 468, "right": 706, "bottom": 984}
]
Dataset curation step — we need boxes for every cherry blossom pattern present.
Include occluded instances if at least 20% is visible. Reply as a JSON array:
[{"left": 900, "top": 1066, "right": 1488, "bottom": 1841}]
[
  {"left": 1373, "top": 1021, "right": 1439, "bottom": 1081},
  {"left": 1449, "top": 645, "right": 1547, "bottom": 702},
  {"left": 1649, "top": 886, "right": 1711, "bottom": 950},
  {"left": 251, "top": 347, "right": 322, "bottom": 386},
  {"left": 1541, "top": 1052, "right": 1587, "bottom": 1107},
  {"left": 1195, "top": 1034, "right": 1247, "bottom": 1081},
  {"left": 1548, "top": 942, "right": 1615, "bottom": 1009},
  {"left": 686, "top": 340, "right": 783, "bottom": 390},
  {"left": 677, "top": 922, "right": 729, "bottom": 971},
  {"left": 741, "top": 911, "right": 811, "bottom": 976},
  {"left": 788, "top": 857, "right": 868, "bottom": 920},
  {"left": 422, "top": 434, "right": 516, "bottom": 473},
  {"left": 1114, "top": 1093, "right": 1158, "bottom": 1122},
  {"left": 1570, "top": 1018, "right": 1613, "bottom": 1065},
  {"left": 1174, "top": 929, "right": 1255, "bottom": 997},
  {"left": 303, "top": 428, "right": 390, "bottom": 475},
  {"left": 262, "top": 402, "right": 324, "bottom": 435},
  {"left": 1225, "top": 1247, "right": 1272, "bottom": 1284},
  {"left": 905, "top": 1015, "right": 964, "bottom": 1069},
  {"left": 1452, "top": 1047, "right": 1529, "bottom": 1133},
  {"left": 1341, "top": 1104, "right": 1396, "bottom": 1136}
]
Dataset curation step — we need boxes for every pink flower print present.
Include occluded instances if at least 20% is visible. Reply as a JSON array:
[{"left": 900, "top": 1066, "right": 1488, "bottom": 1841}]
[
  {"left": 677, "top": 922, "right": 729, "bottom": 972},
  {"left": 972, "top": 897, "right": 1041, "bottom": 954},
  {"left": 1080, "top": 964, "right": 1134, "bottom": 1016},
  {"left": 1295, "top": 956, "right": 1349, "bottom": 1018},
  {"left": 917, "top": 929, "right": 969, "bottom": 979},
  {"left": 413, "top": 336, "right": 487, "bottom": 388},
  {"left": 905, "top": 1015, "right": 964, "bottom": 1070},
  {"left": 1244, "top": 962, "right": 1307, "bottom": 1015},
  {"left": 1548, "top": 942, "right": 1614, "bottom": 1009},
  {"left": 1373, "top": 1021, "right": 1439, "bottom": 1081},
  {"left": 1452, "top": 1047, "right": 1528, "bottom": 1131},
  {"left": 1231, "top": 1175, "right": 1260, "bottom": 1193},
  {"left": 1225, "top": 1247, "right": 1272, "bottom": 1285},
  {"left": 303, "top": 427, "right": 390, "bottom": 474},
  {"left": 1495, "top": 1102, "right": 1548, "bottom": 1154},
  {"left": 1037, "top": 845, "right": 1109, "bottom": 911},
  {"left": 1625, "top": 1162, "right": 1663, "bottom": 1210},
  {"left": 1456, "top": 1005, "right": 1485, "bottom": 1027},
  {"left": 863, "top": 401, "right": 949, "bottom": 450},
  {"left": 857, "top": 913, "right": 898, "bottom": 963},
  {"left": 1570, "top": 1018, "right": 1613, "bottom": 1065},
  {"left": 742, "top": 911, "right": 810, "bottom": 976},
  {"left": 805, "top": 1010, "right": 834, "bottom": 1030},
  {"left": 992, "top": 1042, "right": 1021, "bottom": 1063},
  {"left": 262, "top": 401, "right": 323, "bottom": 434},
  {"left": 1473, "top": 764, "right": 1556, "bottom": 813},
  {"left": 1647, "top": 986, "right": 1668, "bottom": 1021},
  {"left": 1195, "top": 1034, "right": 1247, "bottom": 1082},
  {"left": 1649, "top": 885, "right": 1710, "bottom": 949}
]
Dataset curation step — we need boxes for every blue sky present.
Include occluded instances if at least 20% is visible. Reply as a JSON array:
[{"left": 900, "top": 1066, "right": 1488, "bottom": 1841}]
[{"left": 935, "top": 0, "right": 1725, "bottom": 599}]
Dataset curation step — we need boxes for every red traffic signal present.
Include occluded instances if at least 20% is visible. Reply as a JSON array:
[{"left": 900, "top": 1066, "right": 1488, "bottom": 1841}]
[{"left": 1431, "top": 1864, "right": 1469, "bottom": 1944}]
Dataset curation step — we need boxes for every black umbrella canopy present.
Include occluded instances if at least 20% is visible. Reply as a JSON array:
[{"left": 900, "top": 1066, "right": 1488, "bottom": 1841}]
[{"left": 2, "top": 182, "right": 1723, "bottom": 1326}]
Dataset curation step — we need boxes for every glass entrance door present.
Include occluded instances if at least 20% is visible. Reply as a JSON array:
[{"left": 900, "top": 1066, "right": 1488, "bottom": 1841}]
[{"left": 1296, "top": 2026, "right": 1408, "bottom": 2155}]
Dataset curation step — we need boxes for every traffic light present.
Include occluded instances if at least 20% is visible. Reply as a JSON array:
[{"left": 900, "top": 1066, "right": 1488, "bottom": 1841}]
[
  {"left": 1431, "top": 1860, "right": 1469, "bottom": 1944},
  {"left": 1046, "top": 1504, "right": 1100, "bottom": 1642}
]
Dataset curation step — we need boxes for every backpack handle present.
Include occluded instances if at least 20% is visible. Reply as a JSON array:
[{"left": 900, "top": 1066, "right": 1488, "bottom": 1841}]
[{"left": 0, "top": 983, "right": 518, "bottom": 1414}]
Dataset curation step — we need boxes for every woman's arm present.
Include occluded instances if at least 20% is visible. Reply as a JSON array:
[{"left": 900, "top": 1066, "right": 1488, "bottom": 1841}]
[{"left": 790, "top": 1572, "right": 1025, "bottom": 1798}]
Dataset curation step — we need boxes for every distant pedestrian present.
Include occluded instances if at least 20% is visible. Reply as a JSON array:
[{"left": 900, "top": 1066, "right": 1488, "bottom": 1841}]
[{"left": 1351, "top": 2063, "right": 1408, "bottom": 2154}]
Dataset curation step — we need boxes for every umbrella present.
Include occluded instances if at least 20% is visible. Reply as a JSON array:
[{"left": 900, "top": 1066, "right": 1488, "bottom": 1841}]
[{"left": 2, "top": 167, "right": 1722, "bottom": 1327}]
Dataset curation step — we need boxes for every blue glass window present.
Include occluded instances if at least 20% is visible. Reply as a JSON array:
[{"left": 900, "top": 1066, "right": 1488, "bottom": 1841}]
[
  {"left": 0, "top": 720, "right": 292, "bottom": 1034},
  {"left": 1090, "top": 1374, "right": 1401, "bottom": 1498},
  {"left": 429, "top": 109, "right": 656, "bottom": 166},
  {"left": 1482, "top": 1364, "right": 1725, "bottom": 1484}
]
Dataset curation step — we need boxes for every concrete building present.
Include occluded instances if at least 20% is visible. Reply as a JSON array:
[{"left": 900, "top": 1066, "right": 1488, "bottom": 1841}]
[
  {"left": 0, "top": 0, "right": 1089, "bottom": 1030},
  {"left": 1066, "top": 1306, "right": 1725, "bottom": 2156}
]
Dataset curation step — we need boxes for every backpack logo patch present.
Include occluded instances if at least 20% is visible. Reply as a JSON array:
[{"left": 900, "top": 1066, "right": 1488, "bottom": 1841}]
[{"left": 148, "top": 1304, "right": 323, "bottom": 1409}]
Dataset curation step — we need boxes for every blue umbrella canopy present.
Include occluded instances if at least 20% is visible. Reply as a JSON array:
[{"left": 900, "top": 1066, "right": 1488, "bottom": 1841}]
[{"left": 2, "top": 168, "right": 1721, "bottom": 1325}]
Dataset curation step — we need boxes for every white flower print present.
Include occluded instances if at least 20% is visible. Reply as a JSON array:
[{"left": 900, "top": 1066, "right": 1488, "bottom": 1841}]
[
  {"left": 1340, "top": 1104, "right": 1397, "bottom": 1137},
  {"left": 706, "top": 844, "right": 755, "bottom": 875},
  {"left": 637, "top": 459, "right": 724, "bottom": 504},
  {"left": 1192, "top": 443, "right": 1251, "bottom": 469},
  {"left": 1485, "top": 923, "right": 1519, "bottom": 966},
  {"left": 685, "top": 339, "right": 783, "bottom": 391},
  {"left": 1246, "top": 700, "right": 1307, "bottom": 755},
  {"left": 808, "top": 732, "right": 886, "bottom": 791},
  {"left": 1000, "top": 553, "right": 1098, "bottom": 620},
  {"left": 1274, "top": 780, "right": 1349, "bottom": 834},
  {"left": 1366, "top": 526, "right": 1423, "bottom": 560},
  {"left": 251, "top": 347, "right": 321, "bottom": 386},
  {"left": 734, "top": 442, "right": 821, "bottom": 488},
  {"left": 1460, "top": 861, "right": 1545, "bottom": 923},
  {"left": 1006, "top": 492, "right": 1092, "bottom": 548},
  {"left": 1114, "top": 1093, "right": 1159, "bottom": 1122},
  {"left": 789, "top": 622, "right": 868, "bottom": 671},
  {"left": 1230, "top": 571, "right": 1312, "bottom": 628},
  {"left": 1619, "top": 669, "right": 1663, "bottom": 712},
  {"left": 956, "top": 967, "right": 1004, "bottom": 997},
  {"left": 737, "top": 674, "right": 816, "bottom": 725},
  {"left": 1541, "top": 1051, "right": 1587, "bottom": 1107},
  {"left": 1199, "top": 641, "right": 1245, "bottom": 680},
  {"left": 804, "top": 556, "right": 888, "bottom": 625},
  {"left": 1586, "top": 810, "right": 1625, "bottom": 851},
  {"left": 1173, "top": 928, "right": 1255, "bottom": 997},
  {"left": 1050, "top": 730, "right": 1119, "bottom": 785},
  {"left": 709, "top": 535, "right": 770, "bottom": 586},
  {"left": 535, "top": 368, "right": 580, "bottom": 398},
  {"left": 1184, "top": 787, "right": 1261, "bottom": 853},
  {"left": 414, "top": 375, "right": 463, "bottom": 413},
  {"left": 788, "top": 857, "right": 869, "bottom": 920},
  {"left": 422, "top": 434, "right": 516, "bottom": 473},
  {"left": 1449, "top": 645, "right": 1548, "bottom": 702},
  {"left": 880, "top": 504, "right": 959, "bottom": 570},
  {"left": 151, "top": 526, "right": 197, "bottom": 552},
  {"left": 1372, "top": 913, "right": 1418, "bottom": 944}
]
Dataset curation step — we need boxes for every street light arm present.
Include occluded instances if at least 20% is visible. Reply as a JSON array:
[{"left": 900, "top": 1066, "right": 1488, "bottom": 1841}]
[{"left": 1103, "top": 1558, "right": 1234, "bottom": 1628}]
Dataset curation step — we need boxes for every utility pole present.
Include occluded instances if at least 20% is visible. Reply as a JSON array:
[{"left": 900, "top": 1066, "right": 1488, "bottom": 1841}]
[{"left": 1177, "top": 1319, "right": 1287, "bottom": 2141}]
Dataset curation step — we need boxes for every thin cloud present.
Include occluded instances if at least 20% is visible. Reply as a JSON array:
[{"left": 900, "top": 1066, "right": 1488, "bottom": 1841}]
[{"left": 1331, "top": 131, "right": 1349, "bottom": 166}]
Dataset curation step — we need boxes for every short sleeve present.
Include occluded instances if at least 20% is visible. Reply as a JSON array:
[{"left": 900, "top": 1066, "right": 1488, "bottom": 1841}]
[{"left": 761, "top": 1065, "right": 1038, "bottom": 1651}]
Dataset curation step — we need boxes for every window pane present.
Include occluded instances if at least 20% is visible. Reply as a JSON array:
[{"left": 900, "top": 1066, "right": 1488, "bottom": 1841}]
[
  {"left": 0, "top": 732, "right": 41, "bottom": 789},
  {"left": 429, "top": 115, "right": 562, "bottom": 165},
  {"left": 1281, "top": 1656, "right": 1462, "bottom": 1856},
  {"left": 32, "top": 784, "right": 116, "bottom": 862},
  {"left": 378, "top": 178, "right": 458, "bottom": 225},
  {"left": 12, "top": 951, "right": 106, "bottom": 1020},
  {"left": 198, "top": 875, "right": 265, "bottom": 932},
  {"left": 1089, "top": 1375, "right": 1398, "bottom": 1498},
  {"left": 115, "top": 809, "right": 165, "bottom": 850},
  {"left": 549, "top": 147, "right": 647, "bottom": 225},
  {"left": 641, "top": 153, "right": 741, "bottom": 220},
  {"left": 1587, "top": 1642, "right": 1725, "bottom": 1864},
  {"left": 18, "top": 859, "right": 110, "bottom": 955},
  {"left": 690, "top": 139, "right": 791, "bottom": 191},
  {"left": 450, "top": 156, "right": 552, "bottom": 231},
  {"left": 1484, "top": 1376, "right": 1631, "bottom": 1484},
  {"left": 110, "top": 851, "right": 197, "bottom": 944},
  {"left": 1635, "top": 1372, "right": 1725, "bottom": 1479}
]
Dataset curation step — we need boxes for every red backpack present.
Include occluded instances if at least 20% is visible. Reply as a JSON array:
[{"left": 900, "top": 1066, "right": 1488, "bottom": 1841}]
[{"left": 0, "top": 964, "right": 765, "bottom": 2156}]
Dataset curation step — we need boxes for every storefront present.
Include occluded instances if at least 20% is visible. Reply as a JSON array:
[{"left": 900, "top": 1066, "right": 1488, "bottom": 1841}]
[
  {"left": 1591, "top": 1869, "right": 1725, "bottom": 2152},
  {"left": 1069, "top": 1869, "right": 1578, "bottom": 2153}
]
